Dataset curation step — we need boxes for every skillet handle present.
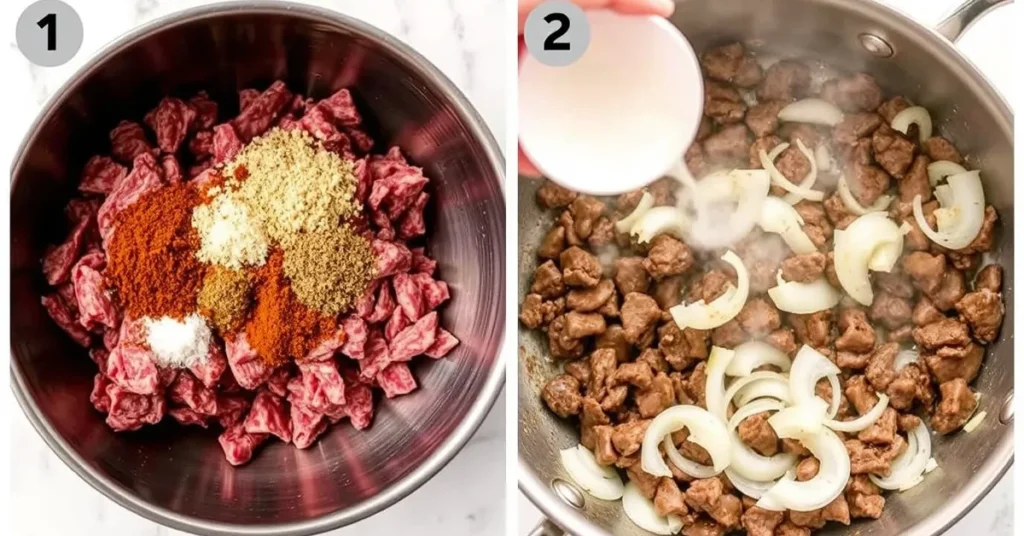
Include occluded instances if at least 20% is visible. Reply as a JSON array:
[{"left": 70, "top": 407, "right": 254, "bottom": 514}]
[
  {"left": 527, "top": 518, "right": 567, "bottom": 536},
  {"left": 935, "top": 0, "right": 1013, "bottom": 42}
]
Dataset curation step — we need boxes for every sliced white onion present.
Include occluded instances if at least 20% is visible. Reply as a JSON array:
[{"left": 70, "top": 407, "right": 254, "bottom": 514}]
[
  {"left": 894, "top": 348, "right": 919, "bottom": 373},
  {"left": 768, "top": 397, "right": 828, "bottom": 439},
  {"left": 759, "top": 143, "right": 825, "bottom": 203},
  {"left": 911, "top": 170, "right": 986, "bottom": 250},
  {"left": 684, "top": 169, "right": 771, "bottom": 250},
  {"left": 963, "top": 411, "right": 987, "bottom": 433},
  {"left": 560, "top": 445, "right": 625, "bottom": 500},
  {"left": 723, "top": 371, "right": 792, "bottom": 409},
  {"left": 785, "top": 140, "right": 822, "bottom": 204},
  {"left": 891, "top": 106, "right": 933, "bottom": 143},
  {"left": 641, "top": 405, "right": 732, "bottom": 478},
  {"left": 727, "top": 398, "right": 798, "bottom": 482},
  {"left": 825, "top": 393, "right": 889, "bottom": 432},
  {"left": 924, "top": 458, "right": 938, "bottom": 474},
  {"left": 837, "top": 173, "right": 893, "bottom": 216},
  {"left": 726, "top": 341, "right": 792, "bottom": 376},
  {"left": 630, "top": 206, "right": 691, "bottom": 244},
  {"left": 670, "top": 250, "right": 748, "bottom": 330},
  {"left": 815, "top": 144, "right": 832, "bottom": 172},
  {"left": 927, "top": 160, "right": 968, "bottom": 187},
  {"left": 934, "top": 184, "right": 955, "bottom": 209},
  {"left": 758, "top": 196, "right": 818, "bottom": 254},
  {"left": 706, "top": 346, "right": 735, "bottom": 422},
  {"left": 622, "top": 482, "right": 684, "bottom": 535},
  {"left": 778, "top": 98, "right": 844, "bottom": 127},
  {"left": 615, "top": 191, "right": 655, "bottom": 233},
  {"left": 725, "top": 467, "right": 778, "bottom": 500},
  {"left": 789, "top": 345, "right": 842, "bottom": 419},
  {"left": 833, "top": 212, "right": 904, "bottom": 305},
  {"left": 768, "top": 272, "right": 840, "bottom": 314},
  {"left": 870, "top": 422, "right": 932, "bottom": 490},
  {"left": 664, "top": 436, "right": 718, "bottom": 478},
  {"left": 758, "top": 427, "right": 850, "bottom": 511}
]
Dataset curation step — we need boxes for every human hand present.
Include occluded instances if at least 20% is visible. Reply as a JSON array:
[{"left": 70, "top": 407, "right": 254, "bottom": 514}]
[{"left": 517, "top": 0, "right": 676, "bottom": 177}]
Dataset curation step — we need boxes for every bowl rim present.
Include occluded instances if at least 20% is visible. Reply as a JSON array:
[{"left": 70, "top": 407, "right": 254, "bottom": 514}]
[{"left": 9, "top": 1, "right": 506, "bottom": 534}]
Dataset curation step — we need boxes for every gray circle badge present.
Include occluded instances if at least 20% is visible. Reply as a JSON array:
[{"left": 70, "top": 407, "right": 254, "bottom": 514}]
[
  {"left": 16, "top": 0, "right": 83, "bottom": 67},
  {"left": 523, "top": 0, "right": 590, "bottom": 67}
]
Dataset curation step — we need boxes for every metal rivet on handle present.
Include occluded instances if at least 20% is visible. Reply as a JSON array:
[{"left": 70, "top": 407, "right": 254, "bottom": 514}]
[
  {"left": 999, "top": 390, "right": 1013, "bottom": 424},
  {"left": 551, "top": 478, "right": 585, "bottom": 509},
  {"left": 859, "top": 33, "right": 894, "bottom": 58}
]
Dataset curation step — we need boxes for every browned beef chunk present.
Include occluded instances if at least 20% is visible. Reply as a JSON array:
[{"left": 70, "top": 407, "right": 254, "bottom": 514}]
[
  {"left": 617, "top": 190, "right": 643, "bottom": 213},
  {"left": 823, "top": 193, "right": 857, "bottom": 230},
  {"left": 865, "top": 342, "right": 898, "bottom": 391},
  {"left": 956, "top": 289, "right": 1004, "bottom": 343},
  {"left": 685, "top": 143, "right": 710, "bottom": 177},
  {"left": 614, "top": 256, "right": 651, "bottom": 295},
  {"left": 912, "top": 296, "right": 943, "bottom": 326},
  {"left": 683, "top": 519, "right": 727, "bottom": 536},
  {"left": 736, "top": 297, "right": 782, "bottom": 337},
  {"left": 775, "top": 521, "right": 812, "bottom": 536},
  {"left": 564, "top": 359, "right": 590, "bottom": 385},
  {"left": 877, "top": 96, "right": 912, "bottom": 123},
  {"left": 833, "top": 113, "right": 882, "bottom": 144},
  {"left": 594, "top": 324, "right": 629, "bottom": 364},
  {"left": 774, "top": 145, "right": 812, "bottom": 184},
  {"left": 738, "top": 412, "right": 779, "bottom": 456},
  {"left": 923, "top": 136, "right": 963, "bottom": 163},
  {"left": 654, "top": 477, "right": 689, "bottom": 517},
  {"left": 579, "top": 397, "right": 610, "bottom": 450},
  {"left": 536, "top": 179, "right": 577, "bottom": 208},
  {"left": 928, "top": 269, "right": 965, "bottom": 312},
  {"left": 975, "top": 264, "right": 1003, "bottom": 293},
  {"left": 659, "top": 322, "right": 709, "bottom": 370},
  {"left": 566, "top": 279, "right": 615, "bottom": 313},
  {"left": 704, "top": 123, "right": 753, "bottom": 165},
  {"left": 741, "top": 506, "right": 784, "bottom": 536},
  {"left": 560, "top": 247, "right": 601, "bottom": 288},
  {"left": 745, "top": 100, "right": 786, "bottom": 137},
  {"left": 548, "top": 315, "right": 585, "bottom": 359},
  {"left": 898, "top": 413, "right": 922, "bottom": 432},
  {"left": 765, "top": 328, "right": 798, "bottom": 356},
  {"left": 749, "top": 135, "right": 784, "bottom": 168},
  {"left": 611, "top": 419, "right": 650, "bottom": 457},
  {"left": 869, "top": 292, "right": 912, "bottom": 330},
  {"left": 569, "top": 195, "right": 606, "bottom": 240},
  {"left": 913, "top": 317, "right": 970, "bottom": 350},
  {"left": 847, "top": 491, "right": 885, "bottom": 519},
  {"left": 558, "top": 210, "right": 583, "bottom": 246},
  {"left": 636, "top": 372, "right": 675, "bottom": 418},
  {"left": 686, "top": 363, "right": 709, "bottom": 408},
  {"left": 587, "top": 348, "right": 617, "bottom": 401},
  {"left": 830, "top": 73, "right": 884, "bottom": 112},
  {"left": 958, "top": 205, "right": 998, "bottom": 254},
  {"left": 845, "top": 375, "right": 880, "bottom": 415},
  {"left": 757, "top": 60, "right": 810, "bottom": 102},
  {"left": 702, "top": 42, "right": 762, "bottom": 87},
  {"left": 621, "top": 293, "right": 662, "bottom": 347},
  {"left": 537, "top": 225, "right": 566, "bottom": 260},
  {"left": 926, "top": 342, "right": 983, "bottom": 384},
  {"left": 794, "top": 200, "right": 833, "bottom": 248},
  {"left": 900, "top": 154, "right": 932, "bottom": 203},
  {"left": 836, "top": 308, "right": 876, "bottom": 353},
  {"left": 653, "top": 276, "right": 685, "bottom": 310},
  {"left": 858, "top": 407, "right": 898, "bottom": 445},
  {"left": 932, "top": 378, "right": 978, "bottom": 434},
  {"left": 846, "top": 434, "right": 906, "bottom": 475},
  {"left": 781, "top": 252, "right": 826, "bottom": 282},
  {"left": 849, "top": 163, "right": 891, "bottom": 206},
  {"left": 886, "top": 361, "right": 933, "bottom": 410},
  {"left": 836, "top": 350, "right": 869, "bottom": 370},
  {"left": 519, "top": 293, "right": 564, "bottom": 329},
  {"left": 872, "top": 123, "right": 916, "bottom": 178},
  {"left": 530, "top": 260, "right": 565, "bottom": 299},
  {"left": 902, "top": 251, "right": 946, "bottom": 295},
  {"left": 782, "top": 123, "right": 826, "bottom": 148},
  {"left": 712, "top": 319, "right": 748, "bottom": 349},
  {"left": 644, "top": 235, "right": 694, "bottom": 280},
  {"left": 875, "top": 271, "right": 914, "bottom": 299},
  {"left": 790, "top": 310, "right": 832, "bottom": 348},
  {"left": 564, "top": 311, "right": 606, "bottom": 339},
  {"left": 541, "top": 374, "right": 581, "bottom": 417},
  {"left": 704, "top": 79, "right": 747, "bottom": 124},
  {"left": 592, "top": 425, "right": 617, "bottom": 465},
  {"left": 588, "top": 217, "right": 615, "bottom": 248}
]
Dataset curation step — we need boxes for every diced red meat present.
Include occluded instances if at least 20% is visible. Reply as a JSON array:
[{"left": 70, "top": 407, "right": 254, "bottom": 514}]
[
  {"left": 424, "top": 328, "right": 459, "bottom": 358},
  {"left": 79, "top": 156, "right": 127, "bottom": 194},
  {"left": 265, "top": 367, "right": 291, "bottom": 398},
  {"left": 215, "top": 394, "right": 251, "bottom": 428},
  {"left": 231, "top": 80, "right": 292, "bottom": 141},
  {"left": 168, "top": 371, "right": 219, "bottom": 415},
  {"left": 90, "top": 373, "right": 112, "bottom": 413},
  {"left": 106, "top": 346, "right": 160, "bottom": 395},
  {"left": 42, "top": 217, "right": 89, "bottom": 285},
  {"left": 397, "top": 192, "right": 429, "bottom": 239},
  {"left": 295, "top": 359, "right": 347, "bottom": 412},
  {"left": 389, "top": 311, "right": 439, "bottom": 362},
  {"left": 359, "top": 330, "right": 391, "bottom": 381},
  {"left": 97, "top": 152, "right": 165, "bottom": 243},
  {"left": 342, "top": 371, "right": 375, "bottom": 429},
  {"left": 317, "top": 88, "right": 362, "bottom": 127},
  {"left": 218, "top": 424, "right": 269, "bottom": 466},
  {"left": 244, "top": 389, "right": 293, "bottom": 443},
  {"left": 385, "top": 307, "right": 412, "bottom": 341},
  {"left": 372, "top": 240, "right": 413, "bottom": 278},
  {"left": 225, "top": 334, "right": 275, "bottom": 390},
  {"left": 340, "top": 316, "right": 369, "bottom": 360},
  {"left": 291, "top": 402, "right": 329, "bottom": 449},
  {"left": 393, "top": 272, "right": 426, "bottom": 321},
  {"left": 411, "top": 247, "right": 438, "bottom": 275},
  {"left": 188, "top": 91, "right": 218, "bottom": 130},
  {"left": 354, "top": 279, "right": 381, "bottom": 319},
  {"left": 109, "top": 121, "right": 155, "bottom": 164},
  {"left": 73, "top": 264, "right": 118, "bottom": 330},
  {"left": 105, "top": 383, "right": 165, "bottom": 432},
  {"left": 377, "top": 362, "right": 418, "bottom": 398},
  {"left": 189, "top": 342, "right": 228, "bottom": 388},
  {"left": 144, "top": 97, "right": 197, "bottom": 154},
  {"left": 169, "top": 406, "right": 210, "bottom": 427},
  {"left": 212, "top": 123, "right": 243, "bottom": 164}
]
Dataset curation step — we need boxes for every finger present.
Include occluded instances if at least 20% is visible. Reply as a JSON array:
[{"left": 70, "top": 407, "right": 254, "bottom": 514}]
[
  {"left": 519, "top": 0, "right": 675, "bottom": 33},
  {"left": 518, "top": 145, "right": 543, "bottom": 178}
]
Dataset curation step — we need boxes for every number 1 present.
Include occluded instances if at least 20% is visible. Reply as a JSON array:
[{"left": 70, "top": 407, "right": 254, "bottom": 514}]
[{"left": 38, "top": 13, "right": 56, "bottom": 51}]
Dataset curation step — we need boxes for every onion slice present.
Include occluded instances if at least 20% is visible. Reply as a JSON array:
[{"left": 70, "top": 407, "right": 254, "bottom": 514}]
[
  {"left": 670, "top": 250, "right": 748, "bottom": 330},
  {"left": 870, "top": 422, "right": 932, "bottom": 490},
  {"left": 768, "top": 397, "right": 828, "bottom": 439},
  {"left": 785, "top": 140, "right": 822, "bottom": 204},
  {"left": 630, "top": 206, "right": 690, "bottom": 244},
  {"left": 825, "top": 393, "right": 889, "bottom": 432},
  {"left": 727, "top": 398, "right": 798, "bottom": 481},
  {"left": 963, "top": 411, "right": 987, "bottom": 433},
  {"left": 911, "top": 170, "right": 986, "bottom": 250},
  {"left": 759, "top": 142, "right": 824, "bottom": 202},
  {"left": 778, "top": 98, "right": 844, "bottom": 127},
  {"left": 837, "top": 173, "right": 893, "bottom": 216},
  {"left": 560, "top": 445, "right": 625, "bottom": 500},
  {"left": 726, "top": 341, "right": 792, "bottom": 377},
  {"left": 894, "top": 349, "right": 919, "bottom": 373},
  {"left": 641, "top": 405, "right": 732, "bottom": 478},
  {"left": 768, "top": 272, "right": 840, "bottom": 314},
  {"left": 684, "top": 169, "right": 771, "bottom": 250},
  {"left": 789, "top": 345, "right": 842, "bottom": 419},
  {"left": 615, "top": 191, "right": 654, "bottom": 233},
  {"left": 734, "top": 375, "right": 793, "bottom": 407},
  {"left": 927, "top": 160, "right": 968, "bottom": 187},
  {"left": 833, "top": 212, "right": 903, "bottom": 305},
  {"left": 891, "top": 106, "right": 933, "bottom": 143},
  {"left": 758, "top": 196, "right": 818, "bottom": 254},
  {"left": 706, "top": 346, "right": 735, "bottom": 422},
  {"left": 664, "top": 436, "right": 718, "bottom": 478},
  {"left": 622, "top": 482, "right": 684, "bottom": 535},
  {"left": 757, "top": 427, "right": 850, "bottom": 511},
  {"left": 725, "top": 467, "right": 778, "bottom": 500},
  {"left": 815, "top": 144, "right": 832, "bottom": 172}
]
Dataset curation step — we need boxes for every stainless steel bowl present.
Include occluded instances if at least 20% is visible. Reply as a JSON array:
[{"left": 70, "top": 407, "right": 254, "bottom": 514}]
[
  {"left": 519, "top": 0, "right": 1013, "bottom": 535},
  {"left": 10, "top": 2, "right": 505, "bottom": 535}
]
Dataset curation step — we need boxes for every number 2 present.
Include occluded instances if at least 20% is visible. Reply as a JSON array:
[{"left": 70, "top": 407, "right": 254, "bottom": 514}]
[
  {"left": 37, "top": 13, "right": 56, "bottom": 51},
  {"left": 543, "top": 13, "right": 570, "bottom": 51}
]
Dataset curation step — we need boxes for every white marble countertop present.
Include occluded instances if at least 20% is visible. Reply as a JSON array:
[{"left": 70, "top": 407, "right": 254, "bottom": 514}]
[
  {"left": 4, "top": 0, "right": 506, "bottom": 535},
  {"left": 518, "top": 0, "right": 1014, "bottom": 534}
]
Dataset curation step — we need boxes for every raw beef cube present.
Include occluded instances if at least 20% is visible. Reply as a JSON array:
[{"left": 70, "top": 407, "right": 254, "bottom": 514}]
[
  {"left": 56, "top": 283, "right": 79, "bottom": 316},
  {"left": 290, "top": 402, "right": 328, "bottom": 449},
  {"left": 342, "top": 370, "right": 375, "bottom": 429},
  {"left": 410, "top": 247, "right": 437, "bottom": 275},
  {"left": 188, "top": 90, "right": 218, "bottom": 130},
  {"left": 296, "top": 360, "right": 347, "bottom": 412},
  {"left": 169, "top": 407, "right": 210, "bottom": 428},
  {"left": 117, "top": 316, "right": 148, "bottom": 348},
  {"left": 238, "top": 88, "right": 260, "bottom": 112},
  {"left": 393, "top": 273, "right": 425, "bottom": 321},
  {"left": 161, "top": 154, "right": 182, "bottom": 184},
  {"left": 144, "top": 97, "right": 197, "bottom": 154},
  {"left": 366, "top": 283, "right": 396, "bottom": 325},
  {"left": 244, "top": 390, "right": 292, "bottom": 443},
  {"left": 106, "top": 346, "right": 160, "bottom": 395},
  {"left": 354, "top": 279, "right": 381, "bottom": 319},
  {"left": 189, "top": 130, "right": 214, "bottom": 158},
  {"left": 218, "top": 424, "right": 268, "bottom": 466},
  {"left": 389, "top": 312, "right": 438, "bottom": 362},
  {"left": 105, "top": 383, "right": 165, "bottom": 432},
  {"left": 232, "top": 80, "right": 291, "bottom": 141},
  {"left": 90, "top": 373, "right": 112, "bottom": 413},
  {"left": 79, "top": 156, "right": 126, "bottom": 194},
  {"left": 189, "top": 341, "right": 227, "bottom": 388},
  {"left": 317, "top": 88, "right": 362, "bottom": 127},
  {"left": 344, "top": 127, "right": 375, "bottom": 154},
  {"left": 339, "top": 316, "right": 368, "bottom": 360},
  {"left": 73, "top": 249, "right": 106, "bottom": 273},
  {"left": 215, "top": 394, "right": 251, "bottom": 428},
  {"left": 397, "top": 192, "right": 428, "bottom": 239},
  {"left": 377, "top": 362, "right": 418, "bottom": 398},
  {"left": 372, "top": 240, "right": 412, "bottom": 278},
  {"left": 102, "top": 325, "right": 120, "bottom": 351},
  {"left": 73, "top": 264, "right": 119, "bottom": 330},
  {"left": 98, "top": 152, "right": 164, "bottom": 243},
  {"left": 353, "top": 157, "right": 371, "bottom": 203},
  {"left": 414, "top": 272, "right": 451, "bottom": 312},
  {"left": 40, "top": 294, "right": 91, "bottom": 347},
  {"left": 42, "top": 218, "right": 87, "bottom": 285},
  {"left": 89, "top": 348, "right": 109, "bottom": 374},
  {"left": 424, "top": 329, "right": 459, "bottom": 359},
  {"left": 225, "top": 334, "right": 275, "bottom": 390},
  {"left": 358, "top": 330, "right": 391, "bottom": 381},
  {"left": 304, "top": 328, "right": 346, "bottom": 362},
  {"left": 299, "top": 105, "right": 348, "bottom": 152},
  {"left": 109, "top": 120, "right": 155, "bottom": 164},
  {"left": 212, "top": 123, "right": 243, "bottom": 164},
  {"left": 384, "top": 307, "right": 411, "bottom": 341},
  {"left": 265, "top": 367, "right": 292, "bottom": 397},
  {"left": 157, "top": 367, "right": 179, "bottom": 388},
  {"left": 169, "top": 371, "right": 219, "bottom": 415}
]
